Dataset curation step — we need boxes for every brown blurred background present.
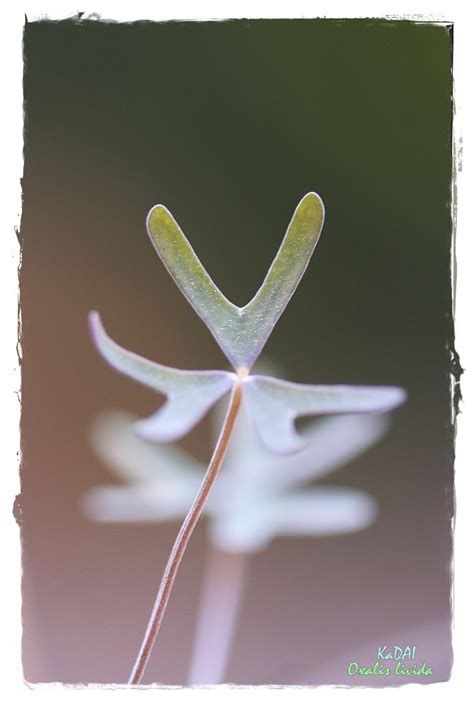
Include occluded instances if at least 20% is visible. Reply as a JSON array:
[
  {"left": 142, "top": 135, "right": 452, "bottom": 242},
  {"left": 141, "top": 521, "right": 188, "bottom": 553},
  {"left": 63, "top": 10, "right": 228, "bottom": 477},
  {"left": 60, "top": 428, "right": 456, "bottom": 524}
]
[{"left": 20, "top": 18, "right": 454, "bottom": 685}]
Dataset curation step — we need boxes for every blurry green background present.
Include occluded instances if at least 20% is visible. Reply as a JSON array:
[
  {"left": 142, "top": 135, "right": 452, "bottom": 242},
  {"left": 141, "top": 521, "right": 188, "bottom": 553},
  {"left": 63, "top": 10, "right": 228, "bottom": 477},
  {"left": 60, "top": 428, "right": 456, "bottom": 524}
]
[{"left": 21, "top": 18, "right": 453, "bottom": 684}]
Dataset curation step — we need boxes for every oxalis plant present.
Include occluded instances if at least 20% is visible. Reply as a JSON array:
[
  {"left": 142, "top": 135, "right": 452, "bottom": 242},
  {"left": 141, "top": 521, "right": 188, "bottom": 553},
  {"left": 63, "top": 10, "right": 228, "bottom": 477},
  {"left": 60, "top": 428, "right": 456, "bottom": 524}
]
[{"left": 89, "top": 191, "right": 406, "bottom": 684}]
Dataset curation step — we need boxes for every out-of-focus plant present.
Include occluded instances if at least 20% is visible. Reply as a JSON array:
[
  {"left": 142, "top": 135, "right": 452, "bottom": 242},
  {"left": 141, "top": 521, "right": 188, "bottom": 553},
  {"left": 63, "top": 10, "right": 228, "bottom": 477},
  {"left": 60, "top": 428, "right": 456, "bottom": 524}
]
[
  {"left": 89, "top": 192, "right": 406, "bottom": 683},
  {"left": 84, "top": 405, "right": 392, "bottom": 683}
]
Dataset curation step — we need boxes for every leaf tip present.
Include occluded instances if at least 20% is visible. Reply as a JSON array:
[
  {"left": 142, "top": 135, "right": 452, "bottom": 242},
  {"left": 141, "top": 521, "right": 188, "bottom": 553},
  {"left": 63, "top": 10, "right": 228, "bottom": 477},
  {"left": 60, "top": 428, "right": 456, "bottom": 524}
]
[
  {"left": 88, "top": 309, "right": 104, "bottom": 349},
  {"left": 385, "top": 386, "right": 408, "bottom": 410},
  {"left": 146, "top": 203, "right": 173, "bottom": 235},
  {"left": 299, "top": 190, "right": 325, "bottom": 218},
  {"left": 133, "top": 414, "right": 176, "bottom": 444}
]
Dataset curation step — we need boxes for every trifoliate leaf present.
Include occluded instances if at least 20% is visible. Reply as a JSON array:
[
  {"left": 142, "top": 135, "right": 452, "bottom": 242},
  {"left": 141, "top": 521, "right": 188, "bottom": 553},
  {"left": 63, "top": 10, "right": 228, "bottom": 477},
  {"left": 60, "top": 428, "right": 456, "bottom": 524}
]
[
  {"left": 89, "top": 312, "right": 235, "bottom": 441},
  {"left": 242, "top": 375, "right": 407, "bottom": 453},
  {"left": 146, "top": 192, "right": 324, "bottom": 370}
]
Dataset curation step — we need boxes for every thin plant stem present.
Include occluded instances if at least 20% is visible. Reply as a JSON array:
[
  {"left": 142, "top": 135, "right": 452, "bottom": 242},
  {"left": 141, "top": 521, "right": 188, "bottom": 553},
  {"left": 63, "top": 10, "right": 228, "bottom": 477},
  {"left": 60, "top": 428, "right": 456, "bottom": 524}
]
[
  {"left": 128, "top": 381, "right": 243, "bottom": 685},
  {"left": 188, "top": 547, "right": 249, "bottom": 685}
]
